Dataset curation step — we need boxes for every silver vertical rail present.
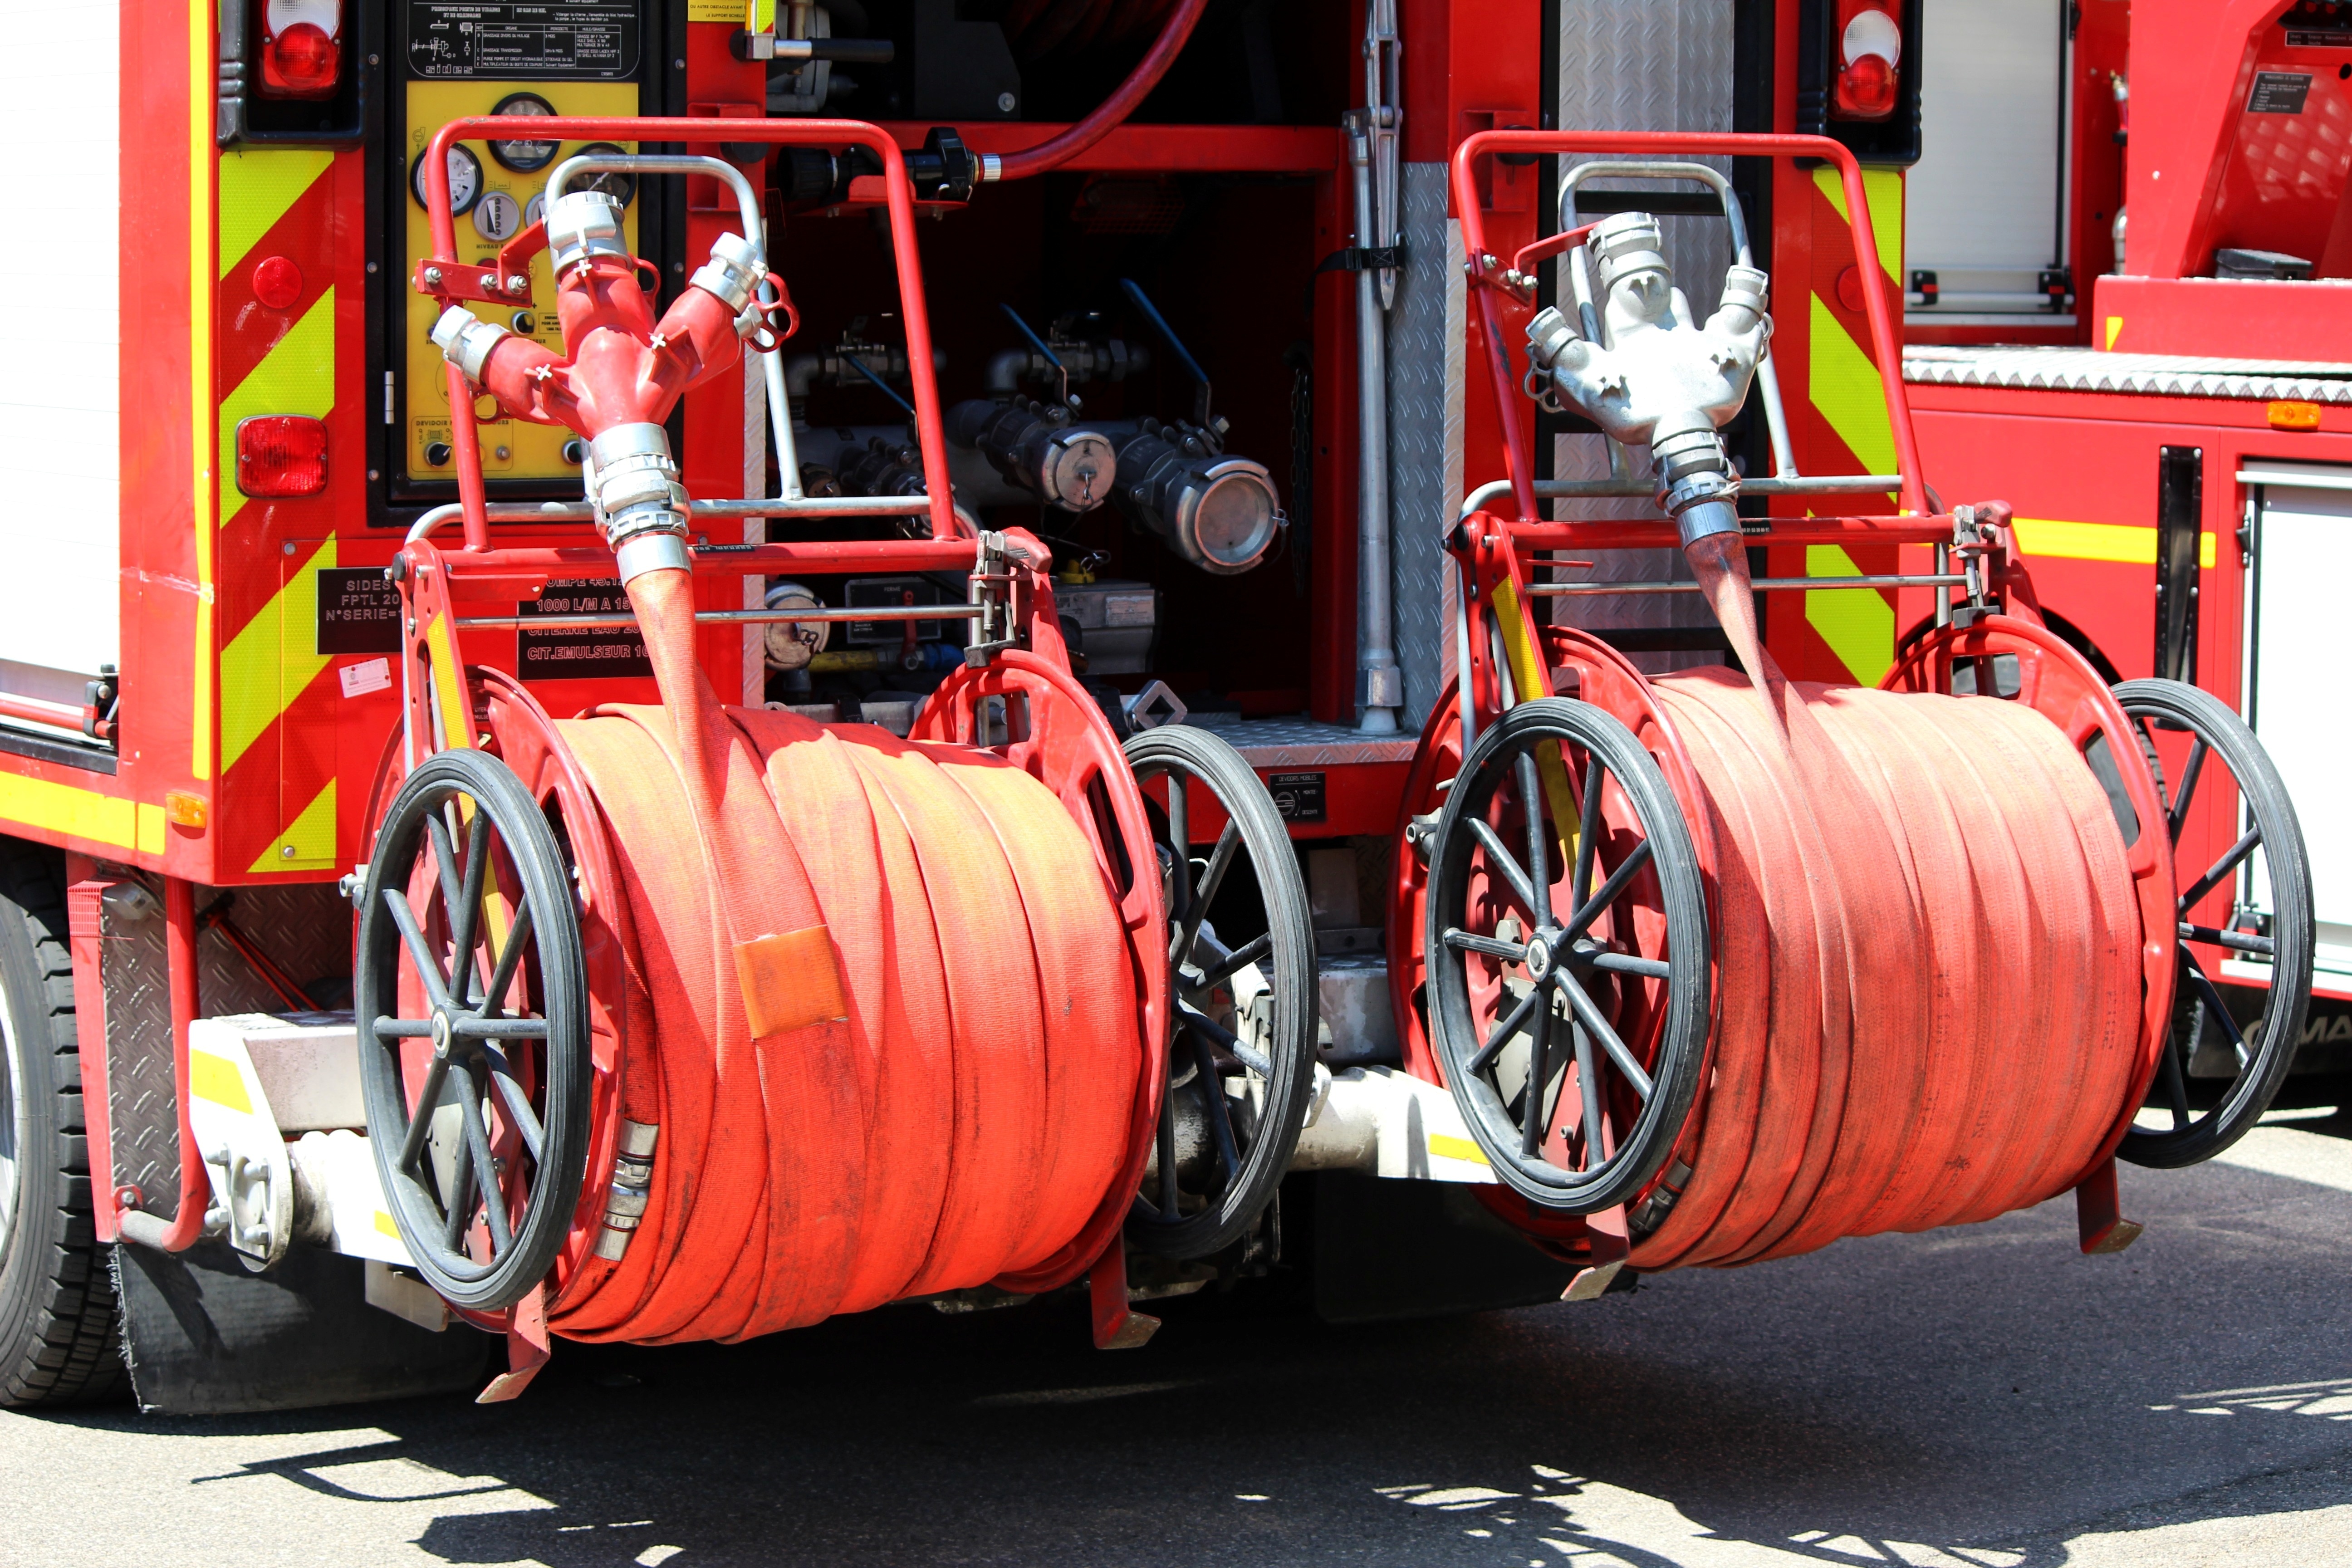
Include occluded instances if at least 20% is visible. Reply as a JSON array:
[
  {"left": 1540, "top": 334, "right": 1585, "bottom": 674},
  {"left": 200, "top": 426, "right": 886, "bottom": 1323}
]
[{"left": 1348, "top": 108, "right": 1401, "bottom": 734}]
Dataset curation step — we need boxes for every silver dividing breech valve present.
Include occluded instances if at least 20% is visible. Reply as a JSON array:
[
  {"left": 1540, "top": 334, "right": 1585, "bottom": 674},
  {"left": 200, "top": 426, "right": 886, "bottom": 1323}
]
[{"left": 1524, "top": 211, "right": 1772, "bottom": 549}]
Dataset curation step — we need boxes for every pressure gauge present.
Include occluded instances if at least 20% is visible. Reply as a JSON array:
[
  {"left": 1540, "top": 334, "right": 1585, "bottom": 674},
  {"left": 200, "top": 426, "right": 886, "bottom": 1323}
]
[
  {"left": 524, "top": 192, "right": 546, "bottom": 230},
  {"left": 487, "top": 93, "right": 561, "bottom": 173},
  {"left": 571, "top": 143, "right": 636, "bottom": 208},
  {"left": 411, "top": 144, "right": 483, "bottom": 216},
  {"left": 472, "top": 190, "right": 524, "bottom": 242}
]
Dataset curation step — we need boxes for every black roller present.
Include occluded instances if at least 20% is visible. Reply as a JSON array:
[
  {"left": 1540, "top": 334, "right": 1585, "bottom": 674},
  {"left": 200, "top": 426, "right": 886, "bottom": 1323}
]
[
  {"left": 2116, "top": 678, "right": 2315, "bottom": 1170},
  {"left": 356, "top": 749, "right": 591, "bottom": 1312},
  {"left": 1425, "top": 698, "right": 1710, "bottom": 1215},
  {"left": 1123, "top": 725, "right": 1317, "bottom": 1260}
]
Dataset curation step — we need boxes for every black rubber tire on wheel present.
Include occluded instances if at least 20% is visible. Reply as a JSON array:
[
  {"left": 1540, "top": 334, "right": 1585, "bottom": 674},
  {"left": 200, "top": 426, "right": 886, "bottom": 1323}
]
[
  {"left": 1427, "top": 698, "right": 1710, "bottom": 1215},
  {"left": 2116, "top": 678, "right": 2315, "bottom": 1170},
  {"left": 357, "top": 748, "right": 591, "bottom": 1312},
  {"left": 0, "top": 839, "right": 124, "bottom": 1406},
  {"left": 1123, "top": 724, "right": 1318, "bottom": 1261}
]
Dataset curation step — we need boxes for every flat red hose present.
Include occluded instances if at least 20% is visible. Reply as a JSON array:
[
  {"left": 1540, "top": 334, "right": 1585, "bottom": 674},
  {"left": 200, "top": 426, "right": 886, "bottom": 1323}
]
[
  {"left": 543, "top": 572, "right": 1141, "bottom": 1341},
  {"left": 1626, "top": 667, "right": 2140, "bottom": 1269}
]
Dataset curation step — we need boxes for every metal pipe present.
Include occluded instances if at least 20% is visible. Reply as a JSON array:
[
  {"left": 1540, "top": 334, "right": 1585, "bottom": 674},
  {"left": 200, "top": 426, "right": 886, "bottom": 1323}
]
[
  {"left": 456, "top": 603, "right": 985, "bottom": 631},
  {"left": 1527, "top": 573, "right": 1967, "bottom": 596},
  {"left": 1458, "top": 473, "right": 1911, "bottom": 517},
  {"left": 1347, "top": 113, "right": 1401, "bottom": 735},
  {"left": 407, "top": 494, "right": 933, "bottom": 544},
  {"left": 115, "top": 878, "right": 211, "bottom": 1253},
  {"left": 549, "top": 154, "right": 765, "bottom": 257}
]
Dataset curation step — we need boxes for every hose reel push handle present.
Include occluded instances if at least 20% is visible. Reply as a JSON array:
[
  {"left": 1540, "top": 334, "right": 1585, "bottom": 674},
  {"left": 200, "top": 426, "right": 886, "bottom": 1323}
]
[
  {"left": 1449, "top": 130, "right": 1927, "bottom": 525},
  {"left": 417, "top": 116, "right": 960, "bottom": 553}
]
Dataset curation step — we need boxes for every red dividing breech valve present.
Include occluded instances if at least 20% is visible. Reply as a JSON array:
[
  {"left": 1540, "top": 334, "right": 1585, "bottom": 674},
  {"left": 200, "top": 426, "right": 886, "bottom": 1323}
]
[{"left": 431, "top": 159, "right": 777, "bottom": 580}]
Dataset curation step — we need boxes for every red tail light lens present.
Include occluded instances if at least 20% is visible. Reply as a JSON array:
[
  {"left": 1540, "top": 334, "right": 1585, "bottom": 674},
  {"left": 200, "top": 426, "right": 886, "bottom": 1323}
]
[
  {"left": 236, "top": 416, "right": 330, "bottom": 499},
  {"left": 257, "top": 0, "right": 343, "bottom": 101},
  {"left": 1832, "top": 3, "right": 1901, "bottom": 122}
]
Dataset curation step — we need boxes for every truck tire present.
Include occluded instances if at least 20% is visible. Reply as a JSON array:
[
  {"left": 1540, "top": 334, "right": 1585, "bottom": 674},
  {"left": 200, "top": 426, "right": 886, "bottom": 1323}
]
[{"left": 0, "top": 840, "right": 125, "bottom": 1406}]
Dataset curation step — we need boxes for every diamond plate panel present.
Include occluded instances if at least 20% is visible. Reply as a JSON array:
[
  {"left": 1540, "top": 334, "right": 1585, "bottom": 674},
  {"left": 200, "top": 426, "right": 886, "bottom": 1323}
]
[
  {"left": 1558, "top": 0, "right": 1737, "bottom": 319},
  {"left": 1549, "top": 0, "right": 1737, "bottom": 674},
  {"left": 105, "top": 883, "right": 353, "bottom": 1209},
  {"left": 1384, "top": 162, "right": 1465, "bottom": 731},
  {"left": 1216, "top": 716, "right": 1421, "bottom": 769}
]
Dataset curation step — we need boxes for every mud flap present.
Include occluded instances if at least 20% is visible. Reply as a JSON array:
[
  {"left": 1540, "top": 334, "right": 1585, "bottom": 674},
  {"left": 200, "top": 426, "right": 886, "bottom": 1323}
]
[
  {"left": 113, "top": 1240, "right": 488, "bottom": 1414},
  {"left": 1311, "top": 1173, "right": 1583, "bottom": 1324}
]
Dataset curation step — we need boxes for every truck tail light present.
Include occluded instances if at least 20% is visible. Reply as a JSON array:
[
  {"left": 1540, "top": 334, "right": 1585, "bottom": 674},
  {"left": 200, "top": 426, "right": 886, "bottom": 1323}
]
[
  {"left": 236, "top": 416, "right": 330, "bottom": 498},
  {"left": 1833, "top": 2, "right": 1901, "bottom": 122},
  {"left": 257, "top": 0, "right": 342, "bottom": 100}
]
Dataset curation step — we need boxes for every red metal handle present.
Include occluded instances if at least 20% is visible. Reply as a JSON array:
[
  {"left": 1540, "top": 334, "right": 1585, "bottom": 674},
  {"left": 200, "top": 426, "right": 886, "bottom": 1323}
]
[
  {"left": 420, "top": 117, "right": 958, "bottom": 550},
  {"left": 1447, "top": 130, "right": 1927, "bottom": 525}
]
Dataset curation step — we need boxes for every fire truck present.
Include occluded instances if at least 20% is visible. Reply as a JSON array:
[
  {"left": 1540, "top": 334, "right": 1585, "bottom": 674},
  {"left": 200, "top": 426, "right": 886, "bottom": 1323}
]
[{"left": 0, "top": 0, "right": 2316, "bottom": 1414}]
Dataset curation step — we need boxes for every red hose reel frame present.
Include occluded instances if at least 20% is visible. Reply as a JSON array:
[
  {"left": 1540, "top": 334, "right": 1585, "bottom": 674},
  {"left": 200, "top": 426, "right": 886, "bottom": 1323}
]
[
  {"left": 1397, "top": 128, "right": 2180, "bottom": 1254},
  {"left": 380, "top": 117, "right": 1173, "bottom": 1330}
]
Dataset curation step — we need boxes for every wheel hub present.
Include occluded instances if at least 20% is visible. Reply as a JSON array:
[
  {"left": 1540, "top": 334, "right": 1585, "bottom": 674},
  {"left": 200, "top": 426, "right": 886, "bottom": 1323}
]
[
  {"left": 430, "top": 1010, "right": 454, "bottom": 1056},
  {"left": 1524, "top": 932, "right": 1556, "bottom": 982}
]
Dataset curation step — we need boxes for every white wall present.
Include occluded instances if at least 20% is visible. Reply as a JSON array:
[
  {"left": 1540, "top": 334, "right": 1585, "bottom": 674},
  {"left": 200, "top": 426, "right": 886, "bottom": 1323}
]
[{"left": 0, "top": 0, "right": 122, "bottom": 682}]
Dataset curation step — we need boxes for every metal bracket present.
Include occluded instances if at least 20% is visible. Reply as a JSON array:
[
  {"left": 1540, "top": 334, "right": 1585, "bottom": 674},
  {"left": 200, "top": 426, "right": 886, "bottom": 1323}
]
[{"left": 964, "top": 530, "right": 1019, "bottom": 666}]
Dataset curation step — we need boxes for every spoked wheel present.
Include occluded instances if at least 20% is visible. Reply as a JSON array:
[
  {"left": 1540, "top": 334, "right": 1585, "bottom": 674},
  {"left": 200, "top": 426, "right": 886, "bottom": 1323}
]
[
  {"left": 1426, "top": 698, "right": 1709, "bottom": 1214},
  {"left": 2116, "top": 679, "right": 2314, "bottom": 1169},
  {"left": 1123, "top": 725, "right": 1317, "bottom": 1260},
  {"left": 357, "top": 748, "right": 592, "bottom": 1312}
]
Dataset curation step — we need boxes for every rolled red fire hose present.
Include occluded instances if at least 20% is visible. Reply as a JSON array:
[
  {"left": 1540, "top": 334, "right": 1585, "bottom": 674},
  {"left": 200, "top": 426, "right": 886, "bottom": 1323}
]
[
  {"left": 1623, "top": 667, "right": 2143, "bottom": 1267},
  {"left": 539, "top": 578, "right": 1145, "bottom": 1343}
]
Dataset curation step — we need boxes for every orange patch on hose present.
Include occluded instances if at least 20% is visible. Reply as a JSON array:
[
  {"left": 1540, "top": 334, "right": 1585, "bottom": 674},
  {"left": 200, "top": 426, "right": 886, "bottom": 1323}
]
[{"left": 733, "top": 927, "right": 849, "bottom": 1037}]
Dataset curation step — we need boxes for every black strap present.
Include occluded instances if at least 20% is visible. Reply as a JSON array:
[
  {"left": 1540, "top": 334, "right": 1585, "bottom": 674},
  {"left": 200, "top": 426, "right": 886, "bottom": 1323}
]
[{"left": 1316, "top": 245, "right": 1407, "bottom": 276}]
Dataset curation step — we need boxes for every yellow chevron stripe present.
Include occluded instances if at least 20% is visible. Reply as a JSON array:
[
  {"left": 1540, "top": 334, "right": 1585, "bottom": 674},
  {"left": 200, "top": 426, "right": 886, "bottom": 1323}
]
[
  {"left": 1804, "top": 544, "right": 1896, "bottom": 686},
  {"left": 1808, "top": 295, "right": 1900, "bottom": 477},
  {"left": 2014, "top": 518, "right": 2219, "bottom": 568},
  {"left": 1813, "top": 166, "right": 1905, "bottom": 287},
  {"left": 250, "top": 778, "right": 338, "bottom": 873},
  {"left": 219, "top": 149, "right": 333, "bottom": 279},
  {"left": 220, "top": 534, "right": 337, "bottom": 775},
  {"left": 219, "top": 289, "right": 337, "bottom": 532},
  {"left": 191, "top": 11, "right": 216, "bottom": 780}
]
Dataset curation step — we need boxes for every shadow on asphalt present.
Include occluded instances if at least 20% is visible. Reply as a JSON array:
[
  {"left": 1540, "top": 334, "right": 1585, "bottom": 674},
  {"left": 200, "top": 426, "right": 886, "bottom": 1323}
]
[{"left": 26, "top": 1148, "right": 2352, "bottom": 1568}]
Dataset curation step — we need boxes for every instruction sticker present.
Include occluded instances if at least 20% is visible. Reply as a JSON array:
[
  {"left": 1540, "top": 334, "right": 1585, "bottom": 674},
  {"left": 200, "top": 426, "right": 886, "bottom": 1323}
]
[
  {"left": 1267, "top": 771, "right": 1327, "bottom": 825},
  {"left": 407, "top": 0, "right": 640, "bottom": 79},
  {"left": 2249, "top": 72, "right": 2313, "bottom": 114},
  {"left": 339, "top": 659, "right": 392, "bottom": 699}
]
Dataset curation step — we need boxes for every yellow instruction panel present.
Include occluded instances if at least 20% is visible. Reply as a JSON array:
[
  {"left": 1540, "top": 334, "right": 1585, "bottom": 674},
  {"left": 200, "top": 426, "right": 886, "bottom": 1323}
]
[{"left": 402, "top": 79, "right": 639, "bottom": 484}]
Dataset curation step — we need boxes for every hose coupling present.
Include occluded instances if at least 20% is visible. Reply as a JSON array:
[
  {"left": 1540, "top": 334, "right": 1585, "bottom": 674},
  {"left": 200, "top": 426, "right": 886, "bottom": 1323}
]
[
  {"left": 690, "top": 230, "right": 769, "bottom": 317},
  {"left": 592, "top": 1120, "right": 660, "bottom": 1262},
  {"left": 1589, "top": 210, "right": 1671, "bottom": 294},
  {"left": 1524, "top": 306, "right": 1582, "bottom": 376},
  {"left": 546, "top": 189, "right": 631, "bottom": 274},
  {"left": 587, "top": 423, "right": 691, "bottom": 581},
  {"left": 430, "top": 306, "right": 510, "bottom": 385},
  {"left": 1651, "top": 425, "right": 1742, "bottom": 549}
]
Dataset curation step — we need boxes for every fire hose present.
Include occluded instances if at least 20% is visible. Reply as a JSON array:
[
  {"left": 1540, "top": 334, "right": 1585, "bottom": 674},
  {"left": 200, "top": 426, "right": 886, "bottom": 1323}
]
[
  {"left": 380, "top": 132, "right": 1156, "bottom": 1348},
  {"left": 546, "top": 683, "right": 1142, "bottom": 1341},
  {"left": 1629, "top": 664, "right": 2143, "bottom": 1265}
]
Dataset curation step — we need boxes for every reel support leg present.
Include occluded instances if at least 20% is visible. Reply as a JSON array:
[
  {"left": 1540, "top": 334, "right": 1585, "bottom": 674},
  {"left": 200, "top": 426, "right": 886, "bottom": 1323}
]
[{"left": 2074, "top": 1158, "right": 2143, "bottom": 1256}]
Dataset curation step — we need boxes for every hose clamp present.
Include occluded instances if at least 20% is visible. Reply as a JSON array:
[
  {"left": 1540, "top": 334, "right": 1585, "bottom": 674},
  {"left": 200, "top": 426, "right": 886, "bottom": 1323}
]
[
  {"left": 690, "top": 230, "right": 769, "bottom": 317},
  {"left": 430, "top": 306, "right": 510, "bottom": 385},
  {"left": 588, "top": 423, "right": 690, "bottom": 578}
]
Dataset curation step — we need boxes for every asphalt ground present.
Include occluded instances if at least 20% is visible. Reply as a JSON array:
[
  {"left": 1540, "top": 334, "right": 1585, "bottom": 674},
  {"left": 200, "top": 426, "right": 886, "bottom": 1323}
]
[{"left": 5, "top": 1109, "right": 2352, "bottom": 1568}]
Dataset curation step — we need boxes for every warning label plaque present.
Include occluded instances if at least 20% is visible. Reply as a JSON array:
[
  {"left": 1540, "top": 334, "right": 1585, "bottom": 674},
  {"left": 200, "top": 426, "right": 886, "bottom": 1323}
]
[
  {"left": 516, "top": 578, "right": 652, "bottom": 681},
  {"left": 407, "top": 0, "right": 639, "bottom": 78}
]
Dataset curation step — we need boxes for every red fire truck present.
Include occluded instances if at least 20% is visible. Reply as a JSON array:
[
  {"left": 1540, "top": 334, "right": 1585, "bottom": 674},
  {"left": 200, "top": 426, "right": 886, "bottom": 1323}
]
[{"left": 0, "top": 0, "right": 2313, "bottom": 1415}]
